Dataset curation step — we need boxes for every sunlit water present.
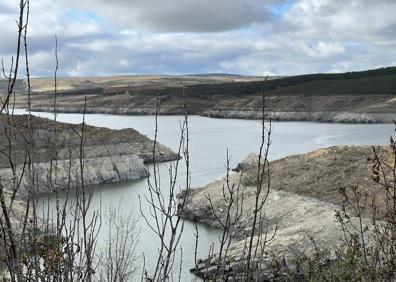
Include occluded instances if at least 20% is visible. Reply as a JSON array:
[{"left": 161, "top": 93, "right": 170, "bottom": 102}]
[{"left": 13, "top": 109, "right": 394, "bottom": 281}]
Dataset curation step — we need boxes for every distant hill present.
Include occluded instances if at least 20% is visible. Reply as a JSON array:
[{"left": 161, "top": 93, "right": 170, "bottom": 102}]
[
  {"left": 186, "top": 73, "right": 245, "bottom": 77},
  {"left": 7, "top": 66, "right": 396, "bottom": 97},
  {"left": 11, "top": 66, "right": 396, "bottom": 123},
  {"left": 0, "top": 79, "right": 25, "bottom": 96},
  {"left": 181, "top": 66, "right": 396, "bottom": 97}
]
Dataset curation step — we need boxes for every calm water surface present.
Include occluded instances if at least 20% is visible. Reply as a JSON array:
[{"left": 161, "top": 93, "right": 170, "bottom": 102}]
[{"left": 14, "top": 109, "right": 394, "bottom": 281}]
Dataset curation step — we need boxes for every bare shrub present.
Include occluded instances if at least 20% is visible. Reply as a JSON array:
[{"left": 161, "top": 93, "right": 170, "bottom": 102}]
[
  {"left": 98, "top": 205, "right": 139, "bottom": 282},
  {"left": 140, "top": 95, "right": 191, "bottom": 281},
  {"left": 292, "top": 131, "right": 396, "bottom": 281},
  {"left": 1, "top": 2, "right": 101, "bottom": 280}
]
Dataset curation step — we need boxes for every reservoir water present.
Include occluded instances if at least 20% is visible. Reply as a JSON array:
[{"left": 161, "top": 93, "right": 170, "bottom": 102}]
[{"left": 13, "top": 109, "right": 394, "bottom": 281}]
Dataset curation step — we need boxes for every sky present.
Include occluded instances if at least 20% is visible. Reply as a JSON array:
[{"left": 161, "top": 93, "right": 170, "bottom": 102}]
[{"left": 0, "top": 0, "right": 396, "bottom": 77}]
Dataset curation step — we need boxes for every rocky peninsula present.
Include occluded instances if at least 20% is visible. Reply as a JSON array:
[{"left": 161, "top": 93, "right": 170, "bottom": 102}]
[
  {"left": 0, "top": 113, "right": 178, "bottom": 196},
  {"left": 180, "top": 146, "right": 390, "bottom": 279}
]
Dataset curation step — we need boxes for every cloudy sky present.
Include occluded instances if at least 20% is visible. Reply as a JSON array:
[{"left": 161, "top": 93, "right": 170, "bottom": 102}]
[{"left": 1, "top": 0, "right": 396, "bottom": 77}]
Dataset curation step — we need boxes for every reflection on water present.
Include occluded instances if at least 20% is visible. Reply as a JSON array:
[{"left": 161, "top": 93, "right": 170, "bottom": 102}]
[{"left": 15, "top": 109, "right": 394, "bottom": 281}]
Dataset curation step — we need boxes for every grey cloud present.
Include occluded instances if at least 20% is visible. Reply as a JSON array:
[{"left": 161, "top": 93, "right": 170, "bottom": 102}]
[
  {"left": 70, "top": 0, "right": 277, "bottom": 32},
  {"left": 0, "top": 31, "right": 19, "bottom": 54}
]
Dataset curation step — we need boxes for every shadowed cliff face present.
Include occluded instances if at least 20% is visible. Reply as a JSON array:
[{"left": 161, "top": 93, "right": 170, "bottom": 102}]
[
  {"left": 0, "top": 113, "right": 179, "bottom": 194},
  {"left": 181, "top": 146, "right": 389, "bottom": 279}
]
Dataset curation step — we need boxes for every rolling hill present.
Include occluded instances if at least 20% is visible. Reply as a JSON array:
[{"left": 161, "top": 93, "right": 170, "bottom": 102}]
[{"left": 11, "top": 67, "right": 396, "bottom": 123}]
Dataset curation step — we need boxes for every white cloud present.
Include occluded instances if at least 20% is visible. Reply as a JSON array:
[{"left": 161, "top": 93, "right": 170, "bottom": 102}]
[
  {"left": 282, "top": 0, "right": 396, "bottom": 40},
  {"left": 299, "top": 41, "right": 345, "bottom": 57},
  {"left": 1, "top": 0, "right": 396, "bottom": 77}
]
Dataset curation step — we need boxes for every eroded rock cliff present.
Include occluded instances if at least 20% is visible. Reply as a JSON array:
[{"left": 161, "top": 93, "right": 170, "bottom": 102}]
[{"left": 0, "top": 113, "right": 179, "bottom": 195}]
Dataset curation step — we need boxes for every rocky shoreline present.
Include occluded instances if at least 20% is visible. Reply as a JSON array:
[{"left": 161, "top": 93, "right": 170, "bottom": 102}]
[
  {"left": 202, "top": 110, "right": 396, "bottom": 123},
  {"left": 16, "top": 106, "right": 396, "bottom": 123},
  {"left": 180, "top": 146, "right": 389, "bottom": 279},
  {"left": 0, "top": 113, "right": 179, "bottom": 196}
]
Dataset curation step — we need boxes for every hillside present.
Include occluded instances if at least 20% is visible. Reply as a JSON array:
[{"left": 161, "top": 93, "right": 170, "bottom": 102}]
[{"left": 11, "top": 67, "right": 396, "bottom": 123}]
